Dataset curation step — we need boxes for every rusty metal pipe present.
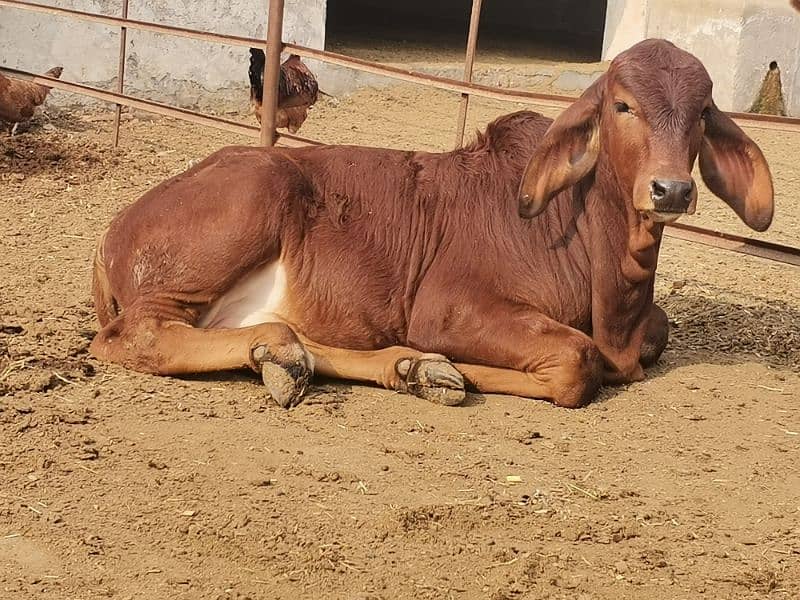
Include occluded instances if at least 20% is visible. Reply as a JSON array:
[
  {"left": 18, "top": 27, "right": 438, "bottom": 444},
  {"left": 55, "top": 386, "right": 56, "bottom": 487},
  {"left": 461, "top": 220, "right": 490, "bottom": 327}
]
[
  {"left": 664, "top": 223, "right": 800, "bottom": 267},
  {"left": 454, "top": 0, "right": 483, "bottom": 148},
  {"left": 0, "top": 64, "right": 797, "bottom": 264},
  {"left": 259, "top": 0, "right": 285, "bottom": 146},
  {"left": 0, "top": 66, "right": 318, "bottom": 147},
  {"left": 112, "top": 0, "right": 129, "bottom": 147},
  {"left": 2, "top": 0, "right": 800, "bottom": 134}
]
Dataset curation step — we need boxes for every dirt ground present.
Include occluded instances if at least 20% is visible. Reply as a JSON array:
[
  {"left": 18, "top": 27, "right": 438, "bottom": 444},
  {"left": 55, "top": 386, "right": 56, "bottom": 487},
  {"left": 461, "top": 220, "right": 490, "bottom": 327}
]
[{"left": 1, "top": 87, "right": 799, "bottom": 600}]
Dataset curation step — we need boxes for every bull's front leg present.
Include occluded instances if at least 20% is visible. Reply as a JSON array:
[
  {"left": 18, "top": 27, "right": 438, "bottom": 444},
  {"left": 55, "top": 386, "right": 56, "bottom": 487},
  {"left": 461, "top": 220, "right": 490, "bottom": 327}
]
[
  {"left": 407, "top": 303, "right": 604, "bottom": 408},
  {"left": 640, "top": 303, "right": 669, "bottom": 367},
  {"left": 595, "top": 302, "right": 670, "bottom": 384}
]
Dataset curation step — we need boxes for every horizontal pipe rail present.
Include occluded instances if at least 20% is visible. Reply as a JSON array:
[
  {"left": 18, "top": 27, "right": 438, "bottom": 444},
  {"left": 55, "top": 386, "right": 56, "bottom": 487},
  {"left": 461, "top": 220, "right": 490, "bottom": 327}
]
[
  {"left": 5, "top": 70, "right": 796, "bottom": 267},
  {"left": 664, "top": 223, "right": 800, "bottom": 267},
  {"left": 283, "top": 43, "right": 800, "bottom": 133},
  {"left": 0, "top": 66, "right": 318, "bottom": 148},
  {"left": 0, "top": 0, "right": 564, "bottom": 110},
  {"left": 0, "top": 0, "right": 261, "bottom": 48},
  {"left": 1, "top": 3, "right": 798, "bottom": 265},
  {"left": 4, "top": 0, "right": 800, "bottom": 133},
  {"left": 282, "top": 43, "right": 572, "bottom": 111}
]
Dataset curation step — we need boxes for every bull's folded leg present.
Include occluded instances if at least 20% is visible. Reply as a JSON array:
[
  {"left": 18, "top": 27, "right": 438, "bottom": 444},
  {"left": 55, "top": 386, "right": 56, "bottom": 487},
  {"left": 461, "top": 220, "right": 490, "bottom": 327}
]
[
  {"left": 449, "top": 363, "right": 578, "bottom": 405},
  {"left": 408, "top": 302, "right": 604, "bottom": 407},
  {"left": 298, "top": 337, "right": 466, "bottom": 406},
  {"left": 89, "top": 310, "right": 312, "bottom": 408},
  {"left": 451, "top": 356, "right": 602, "bottom": 408}
]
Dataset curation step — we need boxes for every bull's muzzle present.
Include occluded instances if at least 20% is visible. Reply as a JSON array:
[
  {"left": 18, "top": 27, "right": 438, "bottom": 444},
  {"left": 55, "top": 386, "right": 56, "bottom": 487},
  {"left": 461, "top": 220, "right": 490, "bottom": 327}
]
[
  {"left": 646, "top": 178, "right": 697, "bottom": 222},
  {"left": 650, "top": 179, "right": 695, "bottom": 212}
]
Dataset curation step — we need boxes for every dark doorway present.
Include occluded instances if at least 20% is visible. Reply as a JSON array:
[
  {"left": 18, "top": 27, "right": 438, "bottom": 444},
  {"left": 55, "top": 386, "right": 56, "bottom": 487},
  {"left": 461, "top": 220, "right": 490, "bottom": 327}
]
[{"left": 325, "top": 0, "right": 608, "bottom": 64}]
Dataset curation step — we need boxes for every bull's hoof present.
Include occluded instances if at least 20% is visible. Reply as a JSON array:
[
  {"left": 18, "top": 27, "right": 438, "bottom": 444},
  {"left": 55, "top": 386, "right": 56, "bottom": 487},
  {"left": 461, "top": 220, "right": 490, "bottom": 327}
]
[
  {"left": 260, "top": 361, "right": 307, "bottom": 408},
  {"left": 399, "top": 354, "right": 466, "bottom": 406},
  {"left": 253, "top": 345, "right": 311, "bottom": 409}
]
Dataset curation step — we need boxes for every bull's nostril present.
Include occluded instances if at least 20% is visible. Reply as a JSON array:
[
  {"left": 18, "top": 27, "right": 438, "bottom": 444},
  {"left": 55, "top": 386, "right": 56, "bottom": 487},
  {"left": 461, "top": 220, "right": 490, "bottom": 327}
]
[
  {"left": 651, "top": 179, "right": 694, "bottom": 211},
  {"left": 650, "top": 180, "right": 667, "bottom": 202}
]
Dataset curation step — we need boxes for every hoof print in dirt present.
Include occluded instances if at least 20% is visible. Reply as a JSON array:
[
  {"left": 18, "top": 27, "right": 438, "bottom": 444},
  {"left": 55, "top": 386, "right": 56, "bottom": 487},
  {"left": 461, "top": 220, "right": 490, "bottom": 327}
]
[
  {"left": 253, "top": 345, "right": 311, "bottom": 409},
  {"left": 399, "top": 355, "right": 466, "bottom": 406}
]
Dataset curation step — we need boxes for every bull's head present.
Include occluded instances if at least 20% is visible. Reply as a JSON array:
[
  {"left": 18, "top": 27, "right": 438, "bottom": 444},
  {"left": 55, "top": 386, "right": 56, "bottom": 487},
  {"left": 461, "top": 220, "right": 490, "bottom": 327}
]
[{"left": 518, "top": 39, "right": 774, "bottom": 232}]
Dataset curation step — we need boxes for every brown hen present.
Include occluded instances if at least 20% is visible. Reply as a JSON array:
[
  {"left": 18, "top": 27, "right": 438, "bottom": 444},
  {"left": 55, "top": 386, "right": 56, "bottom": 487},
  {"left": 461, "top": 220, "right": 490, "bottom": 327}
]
[
  {"left": 248, "top": 49, "right": 320, "bottom": 134},
  {"left": 0, "top": 66, "right": 63, "bottom": 134}
]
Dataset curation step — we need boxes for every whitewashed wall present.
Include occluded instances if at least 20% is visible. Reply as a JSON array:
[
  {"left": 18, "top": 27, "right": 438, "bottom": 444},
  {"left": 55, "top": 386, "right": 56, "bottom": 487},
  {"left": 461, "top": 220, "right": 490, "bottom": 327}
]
[
  {"left": 0, "top": 0, "right": 327, "bottom": 111},
  {"left": 603, "top": 0, "right": 800, "bottom": 113}
]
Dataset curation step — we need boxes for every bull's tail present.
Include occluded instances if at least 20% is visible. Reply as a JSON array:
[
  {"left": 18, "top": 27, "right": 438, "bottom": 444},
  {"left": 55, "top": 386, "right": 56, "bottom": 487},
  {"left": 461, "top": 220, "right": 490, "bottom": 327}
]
[{"left": 92, "top": 229, "right": 118, "bottom": 328}]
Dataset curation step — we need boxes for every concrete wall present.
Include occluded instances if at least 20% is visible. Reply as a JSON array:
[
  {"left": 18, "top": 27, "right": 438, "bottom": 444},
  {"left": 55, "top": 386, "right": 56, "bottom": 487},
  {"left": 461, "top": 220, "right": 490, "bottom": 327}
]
[
  {"left": 3, "top": 1, "right": 797, "bottom": 115},
  {"left": 603, "top": 0, "right": 800, "bottom": 114},
  {"left": 0, "top": 0, "right": 327, "bottom": 111},
  {"left": 737, "top": 1, "right": 800, "bottom": 114},
  {"left": 602, "top": 0, "right": 647, "bottom": 59}
]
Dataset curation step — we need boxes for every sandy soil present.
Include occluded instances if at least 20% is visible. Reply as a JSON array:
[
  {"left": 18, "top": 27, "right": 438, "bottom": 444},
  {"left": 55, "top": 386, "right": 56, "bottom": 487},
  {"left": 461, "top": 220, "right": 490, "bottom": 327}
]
[{"left": 1, "top": 87, "right": 799, "bottom": 600}]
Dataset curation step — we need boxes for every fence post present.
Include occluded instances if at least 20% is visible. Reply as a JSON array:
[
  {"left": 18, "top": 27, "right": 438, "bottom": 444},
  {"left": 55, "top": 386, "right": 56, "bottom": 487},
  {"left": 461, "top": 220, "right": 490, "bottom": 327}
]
[
  {"left": 112, "top": 0, "right": 129, "bottom": 146},
  {"left": 454, "top": 0, "right": 483, "bottom": 148},
  {"left": 259, "top": 0, "right": 285, "bottom": 146}
]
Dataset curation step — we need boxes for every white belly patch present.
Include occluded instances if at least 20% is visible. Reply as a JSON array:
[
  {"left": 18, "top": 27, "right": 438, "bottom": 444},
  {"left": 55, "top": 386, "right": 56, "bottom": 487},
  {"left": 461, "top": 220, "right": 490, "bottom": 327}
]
[{"left": 199, "top": 261, "right": 289, "bottom": 329}]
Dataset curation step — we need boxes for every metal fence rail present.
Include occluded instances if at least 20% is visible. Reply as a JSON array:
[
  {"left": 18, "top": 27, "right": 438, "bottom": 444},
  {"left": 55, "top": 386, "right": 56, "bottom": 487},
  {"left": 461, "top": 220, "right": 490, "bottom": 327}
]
[
  {"left": 3, "top": 0, "right": 800, "bottom": 133},
  {"left": 665, "top": 223, "right": 800, "bottom": 267},
  {"left": 0, "top": 66, "right": 318, "bottom": 147},
  {"left": 1, "top": 0, "right": 798, "bottom": 265}
]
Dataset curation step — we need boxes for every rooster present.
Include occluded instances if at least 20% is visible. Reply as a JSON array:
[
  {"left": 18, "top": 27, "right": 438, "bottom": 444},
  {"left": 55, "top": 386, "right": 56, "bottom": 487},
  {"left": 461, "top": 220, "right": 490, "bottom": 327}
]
[
  {"left": 248, "top": 49, "right": 320, "bottom": 134},
  {"left": 0, "top": 66, "right": 63, "bottom": 135}
]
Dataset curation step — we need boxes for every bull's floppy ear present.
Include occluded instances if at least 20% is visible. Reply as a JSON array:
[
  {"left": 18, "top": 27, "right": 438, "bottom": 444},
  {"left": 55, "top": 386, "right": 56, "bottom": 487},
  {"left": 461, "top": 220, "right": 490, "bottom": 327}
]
[
  {"left": 518, "top": 75, "right": 604, "bottom": 218},
  {"left": 699, "top": 104, "right": 774, "bottom": 232}
]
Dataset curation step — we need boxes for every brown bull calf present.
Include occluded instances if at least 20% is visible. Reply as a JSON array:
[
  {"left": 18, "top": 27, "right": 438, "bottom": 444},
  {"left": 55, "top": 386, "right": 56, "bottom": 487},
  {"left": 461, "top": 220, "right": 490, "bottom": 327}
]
[{"left": 90, "top": 40, "right": 774, "bottom": 408}]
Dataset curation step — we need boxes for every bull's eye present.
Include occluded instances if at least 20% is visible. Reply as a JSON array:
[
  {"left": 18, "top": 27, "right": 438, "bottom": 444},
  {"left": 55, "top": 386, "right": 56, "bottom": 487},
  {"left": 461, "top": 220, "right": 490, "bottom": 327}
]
[
  {"left": 614, "top": 101, "right": 631, "bottom": 114},
  {"left": 700, "top": 107, "right": 710, "bottom": 121}
]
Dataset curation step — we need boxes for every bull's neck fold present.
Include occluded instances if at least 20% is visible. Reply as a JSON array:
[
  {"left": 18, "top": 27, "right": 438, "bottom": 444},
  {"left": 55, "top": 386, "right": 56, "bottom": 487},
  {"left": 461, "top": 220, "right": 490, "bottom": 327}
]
[{"left": 583, "top": 157, "right": 665, "bottom": 379}]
